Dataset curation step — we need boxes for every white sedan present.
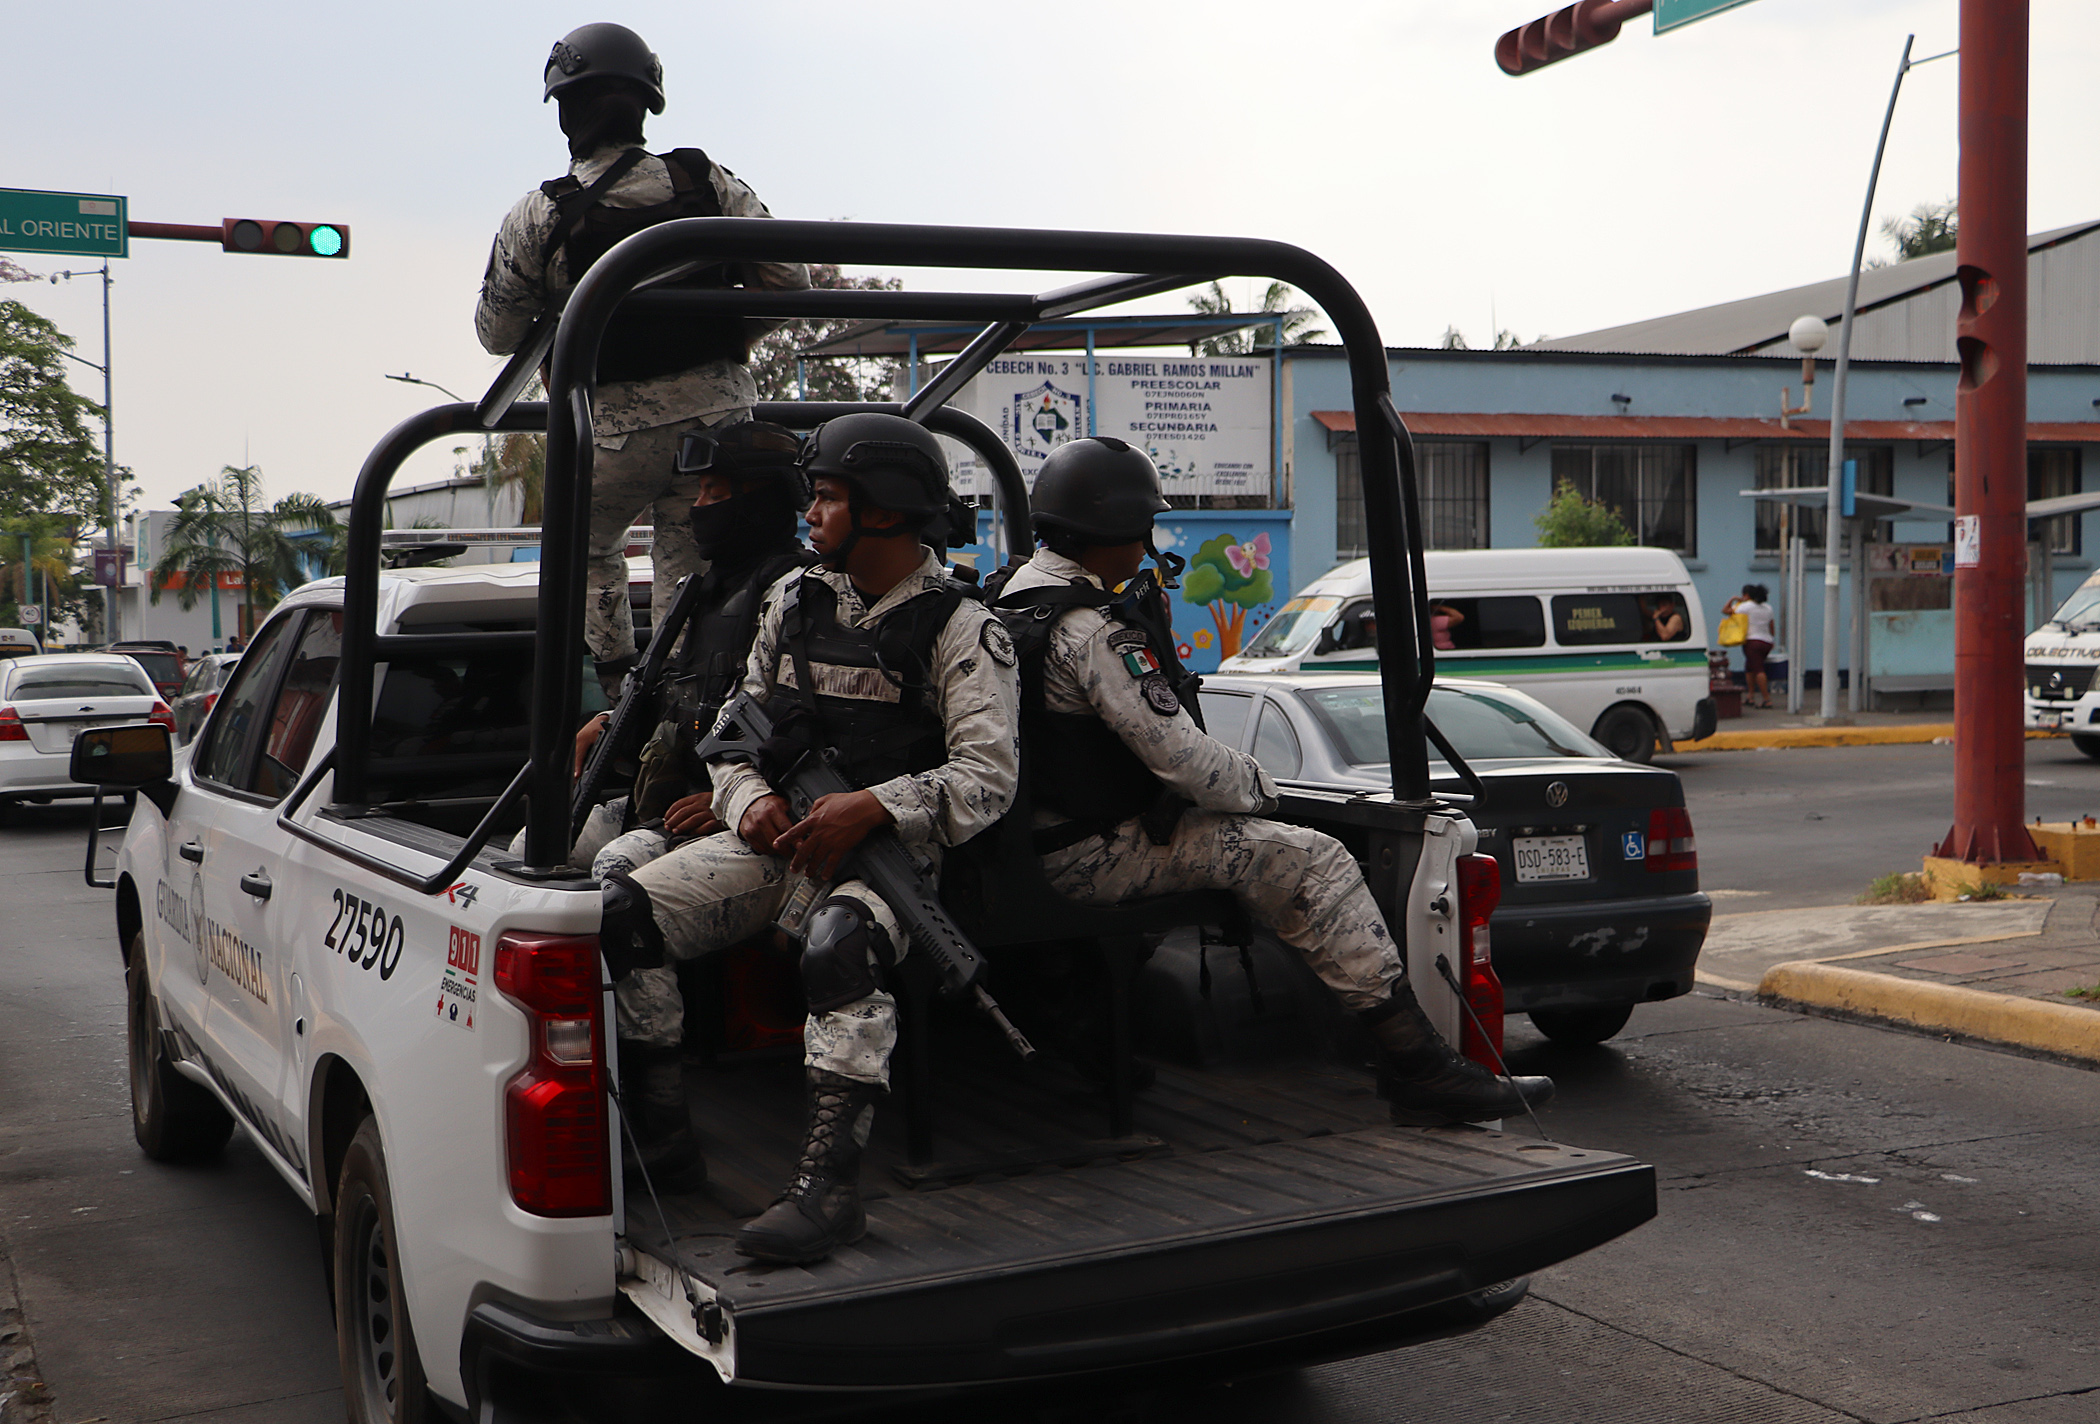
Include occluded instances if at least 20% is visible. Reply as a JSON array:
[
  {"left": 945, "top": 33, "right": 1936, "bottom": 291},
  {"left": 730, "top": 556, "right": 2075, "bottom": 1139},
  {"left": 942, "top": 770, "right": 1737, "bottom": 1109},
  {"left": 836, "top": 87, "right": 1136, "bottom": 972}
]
[{"left": 0, "top": 654, "right": 172, "bottom": 807}]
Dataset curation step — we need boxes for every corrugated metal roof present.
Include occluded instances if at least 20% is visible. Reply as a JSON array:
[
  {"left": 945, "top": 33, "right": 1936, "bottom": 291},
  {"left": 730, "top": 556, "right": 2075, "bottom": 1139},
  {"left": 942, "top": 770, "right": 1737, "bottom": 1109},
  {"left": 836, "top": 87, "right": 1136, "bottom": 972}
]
[
  {"left": 1529, "top": 221, "right": 2100, "bottom": 362},
  {"left": 1310, "top": 411, "right": 2100, "bottom": 442}
]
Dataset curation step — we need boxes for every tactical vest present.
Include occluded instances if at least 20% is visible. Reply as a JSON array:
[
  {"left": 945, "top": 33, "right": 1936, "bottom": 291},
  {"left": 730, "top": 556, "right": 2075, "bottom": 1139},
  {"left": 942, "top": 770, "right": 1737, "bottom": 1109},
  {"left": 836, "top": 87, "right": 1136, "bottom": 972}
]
[
  {"left": 761, "top": 574, "right": 973, "bottom": 791},
  {"left": 669, "top": 547, "right": 812, "bottom": 784},
  {"left": 991, "top": 568, "right": 1204, "bottom": 831},
  {"left": 538, "top": 147, "right": 745, "bottom": 384}
]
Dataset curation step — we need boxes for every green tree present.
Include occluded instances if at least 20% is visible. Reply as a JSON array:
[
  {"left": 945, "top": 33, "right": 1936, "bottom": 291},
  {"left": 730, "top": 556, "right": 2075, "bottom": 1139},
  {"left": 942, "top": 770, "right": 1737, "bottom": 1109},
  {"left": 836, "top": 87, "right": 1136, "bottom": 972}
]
[
  {"left": 1874, "top": 198, "right": 1957, "bottom": 266},
  {"left": 1186, "top": 282, "right": 1327, "bottom": 357},
  {"left": 749, "top": 263, "right": 905, "bottom": 402},
  {"left": 0, "top": 301, "right": 108, "bottom": 528},
  {"left": 1534, "top": 480, "right": 1635, "bottom": 548},
  {"left": 0, "top": 514, "right": 81, "bottom": 626},
  {"left": 1180, "top": 530, "right": 1275, "bottom": 659},
  {"left": 149, "top": 464, "right": 338, "bottom": 638}
]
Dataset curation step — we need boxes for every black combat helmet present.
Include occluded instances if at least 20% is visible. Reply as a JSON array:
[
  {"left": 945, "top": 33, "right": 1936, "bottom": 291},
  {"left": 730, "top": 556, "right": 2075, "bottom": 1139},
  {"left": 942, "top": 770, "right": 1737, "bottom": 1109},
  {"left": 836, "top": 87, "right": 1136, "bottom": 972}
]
[
  {"left": 680, "top": 422, "right": 809, "bottom": 560},
  {"left": 799, "top": 413, "right": 953, "bottom": 522},
  {"left": 1030, "top": 436, "right": 1170, "bottom": 544},
  {"left": 544, "top": 23, "right": 666, "bottom": 113}
]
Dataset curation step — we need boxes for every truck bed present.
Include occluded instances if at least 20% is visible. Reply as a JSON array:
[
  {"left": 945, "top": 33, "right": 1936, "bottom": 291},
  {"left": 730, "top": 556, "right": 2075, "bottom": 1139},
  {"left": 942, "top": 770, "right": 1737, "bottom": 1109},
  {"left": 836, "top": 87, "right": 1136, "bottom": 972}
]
[{"left": 622, "top": 1047, "right": 1652, "bottom": 1389}]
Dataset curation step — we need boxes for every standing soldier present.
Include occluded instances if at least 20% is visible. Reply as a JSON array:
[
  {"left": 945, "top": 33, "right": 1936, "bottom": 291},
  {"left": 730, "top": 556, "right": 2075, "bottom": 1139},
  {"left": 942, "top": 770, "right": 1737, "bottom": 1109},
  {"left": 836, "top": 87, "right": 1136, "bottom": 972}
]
[
  {"left": 476, "top": 22, "right": 810, "bottom": 692},
  {"left": 598, "top": 413, "right": 1020, "bottom": 1264},
  {"left": 993, "top": 437, "right": 1554, "bottom": 1126}
]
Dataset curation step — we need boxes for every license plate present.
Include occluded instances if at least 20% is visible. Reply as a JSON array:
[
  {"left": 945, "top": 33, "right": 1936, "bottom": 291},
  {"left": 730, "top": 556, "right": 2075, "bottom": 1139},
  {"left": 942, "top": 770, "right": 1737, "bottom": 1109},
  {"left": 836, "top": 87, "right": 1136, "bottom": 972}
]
[{"left": 1513, "top": 834, "right": 1590, "bottom": 883}]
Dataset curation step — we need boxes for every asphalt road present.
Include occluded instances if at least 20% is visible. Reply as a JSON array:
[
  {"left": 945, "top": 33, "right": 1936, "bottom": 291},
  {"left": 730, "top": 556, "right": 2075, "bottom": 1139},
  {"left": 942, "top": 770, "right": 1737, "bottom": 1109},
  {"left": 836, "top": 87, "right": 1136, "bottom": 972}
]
[
  {"left": 5, "top": 756, "right": 2099, "bottom": 1423},
  {"left": 1674, "top": 736, "right": 2100, "bottom": 911}
]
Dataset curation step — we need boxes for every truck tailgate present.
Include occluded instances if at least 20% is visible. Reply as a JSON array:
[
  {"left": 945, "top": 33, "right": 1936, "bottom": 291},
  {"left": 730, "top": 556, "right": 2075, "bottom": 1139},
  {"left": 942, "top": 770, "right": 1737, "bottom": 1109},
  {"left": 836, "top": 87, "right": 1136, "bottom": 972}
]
[{"left": 622, "top": 1061, "right": 1651, "bottom": 1388}]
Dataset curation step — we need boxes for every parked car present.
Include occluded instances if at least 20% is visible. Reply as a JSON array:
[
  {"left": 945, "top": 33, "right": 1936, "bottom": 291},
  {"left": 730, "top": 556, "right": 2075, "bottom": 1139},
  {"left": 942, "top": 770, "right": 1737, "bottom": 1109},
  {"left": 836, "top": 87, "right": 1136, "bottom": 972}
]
[
  {"left": 1200, "top": 671, "right": 1711, "bottom": 1045},
  {"left": 108, "top": 640, "right": 187, "bottom": 701},
  {"left": 170, "top": 651, "right": 241, "bottom": 745},
  {"left": 0, "top": 654, "right": 171, "bottom": 809}
]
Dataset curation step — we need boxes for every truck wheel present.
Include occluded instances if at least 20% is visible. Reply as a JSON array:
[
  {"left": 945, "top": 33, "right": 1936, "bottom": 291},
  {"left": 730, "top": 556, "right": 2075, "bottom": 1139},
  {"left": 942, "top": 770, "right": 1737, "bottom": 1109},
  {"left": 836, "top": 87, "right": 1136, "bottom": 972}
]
[
  {"left": 1592, "top": 706, "right": 1658, "bottom": 764},
  {"left": 126, "top": 940, "right": 234, "bottom": 1161},
  {"left": 336, "top": 1118, "right": 431, "bottom": 1424},
  {"left": 2071, "top": 734, "right": 2100, "bottom": 761},
  {"left": 1528, "top": 1003, "right": 1636, "bottom": 1046}
]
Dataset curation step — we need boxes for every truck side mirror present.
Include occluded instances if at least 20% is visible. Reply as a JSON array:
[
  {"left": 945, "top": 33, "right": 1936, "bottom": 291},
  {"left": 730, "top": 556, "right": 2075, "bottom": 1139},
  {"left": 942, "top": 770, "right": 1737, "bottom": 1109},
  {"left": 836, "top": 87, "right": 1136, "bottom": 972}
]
[
  {"left": 1315, "top": 619, "right": 1344, "bottom": 656},
  {"left": 72, "top": 723, "right": 173, "bottom": 788}
]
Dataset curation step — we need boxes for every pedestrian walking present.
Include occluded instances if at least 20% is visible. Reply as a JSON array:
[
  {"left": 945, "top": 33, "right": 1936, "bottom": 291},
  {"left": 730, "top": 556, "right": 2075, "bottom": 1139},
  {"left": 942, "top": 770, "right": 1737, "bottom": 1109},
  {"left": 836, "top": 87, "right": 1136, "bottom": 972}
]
[{"left": 1725, "top": 584, "right": 1776, "bottom": 707}]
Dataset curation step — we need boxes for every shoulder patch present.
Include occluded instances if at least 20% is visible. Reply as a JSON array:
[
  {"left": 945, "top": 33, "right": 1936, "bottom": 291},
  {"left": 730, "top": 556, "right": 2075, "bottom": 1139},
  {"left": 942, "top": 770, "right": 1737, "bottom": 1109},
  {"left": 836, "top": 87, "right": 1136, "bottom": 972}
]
[
  {"left": 979, "top": 618, "right": 1018, "bottom": 668},
  {"left": 1141, "top": 673, "right": 1181, "bottom": 716},
  {"left": 1106, "top": 627, "right": 1150, "bottom": 653}
]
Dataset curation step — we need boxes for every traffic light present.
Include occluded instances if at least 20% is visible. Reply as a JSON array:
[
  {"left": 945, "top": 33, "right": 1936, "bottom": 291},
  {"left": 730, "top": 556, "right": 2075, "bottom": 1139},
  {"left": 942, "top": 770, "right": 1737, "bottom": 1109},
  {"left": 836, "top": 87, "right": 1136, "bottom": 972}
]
[
  {"left": 1495, "top": 0, "right": 1647, "bottom": 76},
  {"left": 220, "top": 218, "right": 350, "bottom": 258}
]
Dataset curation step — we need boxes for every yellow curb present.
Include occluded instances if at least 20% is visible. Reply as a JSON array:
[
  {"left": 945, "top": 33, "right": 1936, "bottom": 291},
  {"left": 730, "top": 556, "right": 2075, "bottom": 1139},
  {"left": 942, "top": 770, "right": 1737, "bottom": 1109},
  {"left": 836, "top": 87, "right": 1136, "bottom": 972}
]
[
  {"left": 1677, "top": 724, "right": 2065, "bottom": 753},
  {"left": 1758, "top": 960, "right": 2100, "bottom": 1063},
  {"left": 1695, "top": 927, "right": 2047, "bottom": 995}
]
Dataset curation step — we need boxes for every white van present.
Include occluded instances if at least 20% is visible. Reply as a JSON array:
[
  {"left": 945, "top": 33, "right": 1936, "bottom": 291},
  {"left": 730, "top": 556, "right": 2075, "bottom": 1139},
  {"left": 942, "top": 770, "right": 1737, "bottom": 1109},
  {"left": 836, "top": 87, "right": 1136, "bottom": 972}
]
[
  {"left": 1221, "top": 547, "right": 1715, "bottom": 761},
  {"left": 2023, "top": 571, "right": 2100, "bottom": 756}
]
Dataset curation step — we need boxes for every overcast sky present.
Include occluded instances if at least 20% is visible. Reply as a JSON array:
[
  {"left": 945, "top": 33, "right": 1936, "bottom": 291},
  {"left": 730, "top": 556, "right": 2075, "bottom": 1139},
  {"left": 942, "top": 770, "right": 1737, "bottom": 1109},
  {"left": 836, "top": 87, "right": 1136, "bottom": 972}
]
[{"left": 9, "top": 0, "right": 2095, "bottom": 517}]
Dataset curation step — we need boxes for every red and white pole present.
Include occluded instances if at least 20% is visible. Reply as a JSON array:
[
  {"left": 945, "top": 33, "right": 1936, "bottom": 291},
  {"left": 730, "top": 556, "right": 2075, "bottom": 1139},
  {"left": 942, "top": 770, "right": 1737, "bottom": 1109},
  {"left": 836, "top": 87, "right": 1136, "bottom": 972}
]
[{"left": 1938, "top": 0, "right": 2036, "bottom": 865}]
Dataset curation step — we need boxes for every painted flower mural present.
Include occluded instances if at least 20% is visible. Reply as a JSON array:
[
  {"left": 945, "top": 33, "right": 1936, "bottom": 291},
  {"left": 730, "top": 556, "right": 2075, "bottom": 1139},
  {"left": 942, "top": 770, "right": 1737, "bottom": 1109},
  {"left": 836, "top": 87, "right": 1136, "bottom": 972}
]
[{"left": 1182, "top": 531, "right": 1275, "bottom": 661}]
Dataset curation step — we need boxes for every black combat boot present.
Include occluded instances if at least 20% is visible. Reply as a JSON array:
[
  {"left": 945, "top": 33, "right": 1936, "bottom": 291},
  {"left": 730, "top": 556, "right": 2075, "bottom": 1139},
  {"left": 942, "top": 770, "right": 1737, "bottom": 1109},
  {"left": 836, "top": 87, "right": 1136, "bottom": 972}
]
[
  {"left": 1363, "top": 984, "right": 1555, "bottom": 1127},
  {"left": 735, "top": 1070, "right": 879, "bottom": 1264},
  {"left": 617, "top": 1044, "right": 708, "bottom": 1193}
]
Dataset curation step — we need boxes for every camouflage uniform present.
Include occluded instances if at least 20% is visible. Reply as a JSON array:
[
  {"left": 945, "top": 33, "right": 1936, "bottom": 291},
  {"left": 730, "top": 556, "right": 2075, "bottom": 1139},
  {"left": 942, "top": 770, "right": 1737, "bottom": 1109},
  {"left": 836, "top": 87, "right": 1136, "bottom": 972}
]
[
  {"left": 619, "top": 552, "right": 1022, "bottom": 1085},
  {"left": 475, "top": 144, "right": 810, "bottom": 664},
  {"left": 1006, "top": 550, "right": 1406, "bottom": 1012}
]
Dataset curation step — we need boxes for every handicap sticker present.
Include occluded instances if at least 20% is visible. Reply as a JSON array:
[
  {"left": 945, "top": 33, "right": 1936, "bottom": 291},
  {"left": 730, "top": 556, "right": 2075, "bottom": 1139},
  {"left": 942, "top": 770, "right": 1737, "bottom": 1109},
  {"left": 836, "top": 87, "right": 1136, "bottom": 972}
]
[{"left": 1622, "top": 830, "right": 1646, "bottom": 861}]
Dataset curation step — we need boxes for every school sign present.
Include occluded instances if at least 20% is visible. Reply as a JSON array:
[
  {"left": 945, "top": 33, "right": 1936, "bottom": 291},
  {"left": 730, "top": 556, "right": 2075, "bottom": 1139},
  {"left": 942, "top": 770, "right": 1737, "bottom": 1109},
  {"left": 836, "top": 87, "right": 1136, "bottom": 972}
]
[{"left": 0, "top": 188, "right": 128, "bottom": 259}]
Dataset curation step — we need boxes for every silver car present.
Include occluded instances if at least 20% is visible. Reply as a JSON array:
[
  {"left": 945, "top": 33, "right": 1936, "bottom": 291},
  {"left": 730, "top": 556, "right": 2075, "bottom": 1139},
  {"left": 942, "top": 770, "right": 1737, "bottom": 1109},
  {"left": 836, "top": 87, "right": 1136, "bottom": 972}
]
[{"left": 0, "top": 654, "right": 171, "bottom": 809}]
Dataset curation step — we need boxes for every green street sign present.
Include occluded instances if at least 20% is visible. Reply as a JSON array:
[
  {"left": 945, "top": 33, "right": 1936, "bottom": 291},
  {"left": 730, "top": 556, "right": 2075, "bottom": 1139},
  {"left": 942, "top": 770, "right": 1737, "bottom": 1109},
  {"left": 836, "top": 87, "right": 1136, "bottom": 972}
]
[
  {"left": 1655, "top": 0, "right": 1760, "bottom": 35},
  {"left": 0, "top": 187, "right": 128, "bottom": 259}
]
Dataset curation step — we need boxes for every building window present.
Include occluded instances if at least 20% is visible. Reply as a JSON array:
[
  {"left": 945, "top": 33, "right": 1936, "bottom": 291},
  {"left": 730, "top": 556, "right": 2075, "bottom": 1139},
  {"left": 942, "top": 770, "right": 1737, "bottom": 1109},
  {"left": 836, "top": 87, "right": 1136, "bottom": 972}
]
[
  {"left": 1548, "top": 444, "right": 1697, "bottom": 556},
  {"left": 1754, "top": 446, "right": 1895, "bottom": 551},
  {"left": 2030, "top": 448, "right": 2081, "bottom": 556},
  {"left": 1335, "top": 438, "right": 1488, "bottom": 557}
]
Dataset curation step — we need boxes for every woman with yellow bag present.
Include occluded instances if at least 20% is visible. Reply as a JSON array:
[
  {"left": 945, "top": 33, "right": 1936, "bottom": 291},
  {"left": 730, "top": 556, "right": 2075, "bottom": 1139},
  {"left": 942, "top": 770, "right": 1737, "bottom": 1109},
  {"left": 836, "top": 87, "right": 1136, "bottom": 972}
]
[{"left": 1722, "top": 584, "right": 1776, "bottom": 709}]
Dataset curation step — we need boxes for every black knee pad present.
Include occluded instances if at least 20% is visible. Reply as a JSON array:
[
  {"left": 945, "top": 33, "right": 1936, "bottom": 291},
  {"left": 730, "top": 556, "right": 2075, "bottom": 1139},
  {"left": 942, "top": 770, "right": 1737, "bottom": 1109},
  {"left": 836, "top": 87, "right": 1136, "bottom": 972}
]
[
  {"left": 801, "top": 896, "right": 895, "bottom": 1014},
  {"left": 600, "top": 871, "right": 668, "bottom": 981}
]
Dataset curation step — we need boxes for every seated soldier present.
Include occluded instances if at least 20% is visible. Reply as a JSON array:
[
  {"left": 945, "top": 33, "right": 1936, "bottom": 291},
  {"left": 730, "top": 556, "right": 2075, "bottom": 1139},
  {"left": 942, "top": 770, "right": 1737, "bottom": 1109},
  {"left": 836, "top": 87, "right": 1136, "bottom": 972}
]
[
  {"left": 993, "top": 437, "right": 1553, "bottom": 1126},
  {"left": 600, "top": 413, "right": 1020, "bottom": 1264}
]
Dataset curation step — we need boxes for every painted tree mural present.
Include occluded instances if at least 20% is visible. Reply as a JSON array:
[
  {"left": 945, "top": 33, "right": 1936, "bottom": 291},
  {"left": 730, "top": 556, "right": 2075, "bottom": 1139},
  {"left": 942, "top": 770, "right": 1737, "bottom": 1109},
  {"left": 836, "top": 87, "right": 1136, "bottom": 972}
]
[{"left": 1181, "top": 531, "right": 1273, "bottom": 660}]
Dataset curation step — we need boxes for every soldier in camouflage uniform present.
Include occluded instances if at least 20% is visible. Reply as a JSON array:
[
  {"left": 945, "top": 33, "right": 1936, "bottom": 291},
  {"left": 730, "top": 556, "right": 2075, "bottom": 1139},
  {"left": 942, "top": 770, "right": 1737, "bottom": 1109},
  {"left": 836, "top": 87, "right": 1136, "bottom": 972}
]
[
  {"left": 598, "top": 414, "right": 1019, "bottom": 1264},
  {"left": 993, "top": 437, "right": 1553, "bottom": 1127},
  {"left": 475, "top": 22, "right": 810, "bottom": 684}
]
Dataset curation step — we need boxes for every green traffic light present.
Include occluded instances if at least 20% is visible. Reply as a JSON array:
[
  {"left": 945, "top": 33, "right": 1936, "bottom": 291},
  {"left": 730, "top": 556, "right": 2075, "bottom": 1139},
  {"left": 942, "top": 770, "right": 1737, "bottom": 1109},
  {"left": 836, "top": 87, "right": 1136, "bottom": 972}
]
[{"left": 308, "top": 225, "right": 344, "bottom": 257}]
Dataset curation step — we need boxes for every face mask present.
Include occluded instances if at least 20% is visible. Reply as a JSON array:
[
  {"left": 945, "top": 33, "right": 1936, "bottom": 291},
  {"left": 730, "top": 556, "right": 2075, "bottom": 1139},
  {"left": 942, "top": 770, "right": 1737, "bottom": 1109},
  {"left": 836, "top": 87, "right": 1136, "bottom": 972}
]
[{"left": 688, "top": 481, "right": 800, "bottom": 561}]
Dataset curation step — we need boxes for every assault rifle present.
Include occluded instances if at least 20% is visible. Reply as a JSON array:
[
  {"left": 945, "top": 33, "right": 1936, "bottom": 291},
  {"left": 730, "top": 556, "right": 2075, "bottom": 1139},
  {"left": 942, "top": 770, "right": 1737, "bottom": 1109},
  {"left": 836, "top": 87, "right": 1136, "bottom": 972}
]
[
  {"left": 694, "top": 691, "right": 1037, "bottom": 1062},
  {"left": 570, "top": 570, "right": 712, "bottom": 842}
]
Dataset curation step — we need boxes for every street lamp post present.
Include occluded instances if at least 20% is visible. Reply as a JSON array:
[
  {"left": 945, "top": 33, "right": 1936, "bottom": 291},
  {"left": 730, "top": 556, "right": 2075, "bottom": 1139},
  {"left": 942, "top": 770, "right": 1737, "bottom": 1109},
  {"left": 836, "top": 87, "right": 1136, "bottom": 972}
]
[
  {"left": 1818, "top": 35, "right": 1957, "bottom": 724},
  {"left": 51, "top": 264, "right": 118, "bottom": 643}
]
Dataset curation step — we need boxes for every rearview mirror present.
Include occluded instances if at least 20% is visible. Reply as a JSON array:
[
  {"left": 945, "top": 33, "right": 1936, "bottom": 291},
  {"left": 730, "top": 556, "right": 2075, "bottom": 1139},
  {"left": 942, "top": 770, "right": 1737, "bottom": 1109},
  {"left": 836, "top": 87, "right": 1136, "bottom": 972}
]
[
  {"left": 71, "top": 723, "right": 173, "bottom": 788},
  {"left": 1315, "top": 619, "right": 1343, "bottom": 656}
]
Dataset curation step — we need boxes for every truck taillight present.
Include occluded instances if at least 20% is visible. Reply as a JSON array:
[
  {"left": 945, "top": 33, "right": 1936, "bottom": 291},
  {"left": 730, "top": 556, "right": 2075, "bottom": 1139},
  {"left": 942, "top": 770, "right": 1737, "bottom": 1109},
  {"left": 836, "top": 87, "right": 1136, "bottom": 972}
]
[
  {"left": 0, "top": 707, "right": 24, "bottom": 742},
  {"left": 494, "top": 932, "right": 610, "bottom": 1218},
  {"left": 1455, "top": 853, "right": 1505, "bottom": 1070},
  {"left": 148, "top": 702, "right": 175, "bottom": 730},
  {"left": 1645, "top": 806, "right": 1697, "bottom": 873}
]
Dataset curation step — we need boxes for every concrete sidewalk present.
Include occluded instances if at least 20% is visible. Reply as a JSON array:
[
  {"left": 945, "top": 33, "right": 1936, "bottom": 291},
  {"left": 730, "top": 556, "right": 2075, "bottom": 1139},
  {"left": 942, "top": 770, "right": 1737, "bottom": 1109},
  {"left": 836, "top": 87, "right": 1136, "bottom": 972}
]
[
  {"left": 1676, "top": 701, "right": 2066, "bottom": 753},
  {"left": 1698, "top": 883, "right": 2100, "bottom": 1063}
]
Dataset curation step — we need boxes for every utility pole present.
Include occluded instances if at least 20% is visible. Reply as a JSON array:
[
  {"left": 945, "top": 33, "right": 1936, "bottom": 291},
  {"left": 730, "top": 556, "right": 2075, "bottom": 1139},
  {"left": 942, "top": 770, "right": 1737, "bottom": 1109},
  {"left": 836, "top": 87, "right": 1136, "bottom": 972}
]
[
  {"left": 51, "top": 263, "right": 119, "bottom": 643},
  {"left": 1937, "top": 0, "right": 2037, "bottom": 866}
]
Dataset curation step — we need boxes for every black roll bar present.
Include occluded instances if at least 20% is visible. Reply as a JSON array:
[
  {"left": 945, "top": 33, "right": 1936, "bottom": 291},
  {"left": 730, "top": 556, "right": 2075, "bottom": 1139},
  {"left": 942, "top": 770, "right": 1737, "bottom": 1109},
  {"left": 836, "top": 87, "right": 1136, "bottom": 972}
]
[{"left": 527, "top": 218, "right": 1430, "bottom": 869}]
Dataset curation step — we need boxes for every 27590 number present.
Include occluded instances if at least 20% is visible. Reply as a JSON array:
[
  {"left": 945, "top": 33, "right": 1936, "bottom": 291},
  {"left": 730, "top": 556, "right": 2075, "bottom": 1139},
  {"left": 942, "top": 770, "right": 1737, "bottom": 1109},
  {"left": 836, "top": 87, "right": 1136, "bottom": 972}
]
[{"left": 325, "top": 888, "right": 405, "bottom": 980}]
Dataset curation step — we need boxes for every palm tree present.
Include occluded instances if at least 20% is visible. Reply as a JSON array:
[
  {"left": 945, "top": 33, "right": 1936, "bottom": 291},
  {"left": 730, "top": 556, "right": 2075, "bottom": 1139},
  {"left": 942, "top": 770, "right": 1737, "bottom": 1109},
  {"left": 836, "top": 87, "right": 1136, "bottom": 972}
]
[
  {"left": 1186, "top": 281, "right": 1327, "bottom": 357},
  {"left": 1, "top": 515, "right": 78, "bottom": 621},
  {"left": 149, "top": 464, "right": 338, "bottom": 640}
]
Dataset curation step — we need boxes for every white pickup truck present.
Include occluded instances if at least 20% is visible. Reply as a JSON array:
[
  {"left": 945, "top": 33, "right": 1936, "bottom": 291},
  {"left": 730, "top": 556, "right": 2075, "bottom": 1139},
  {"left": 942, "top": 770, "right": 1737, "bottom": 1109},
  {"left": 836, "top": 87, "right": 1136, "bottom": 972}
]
[{"left": 74, "top": 221, "right": 1655, "bottom": 1423}]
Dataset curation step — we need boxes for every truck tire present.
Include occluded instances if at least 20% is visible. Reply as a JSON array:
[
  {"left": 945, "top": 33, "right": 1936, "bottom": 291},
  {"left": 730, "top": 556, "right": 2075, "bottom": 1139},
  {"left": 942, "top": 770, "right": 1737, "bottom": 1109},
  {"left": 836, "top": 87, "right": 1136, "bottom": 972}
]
[
  {"left": 336, "top": 1118, "right": 431, "bottom": 1424},
  {"left": 1592, "top": 705, "right": 1658, "bottom": 764},
  {"left": 2071, "top": 734, "right": 2100, "bottom": 761},
  {"left": 1528, "top": 1003, "right": 1636, "bottom": 1047},
  {"left": 126, "top": 940, "right": 235, "bottom": 1161}
]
